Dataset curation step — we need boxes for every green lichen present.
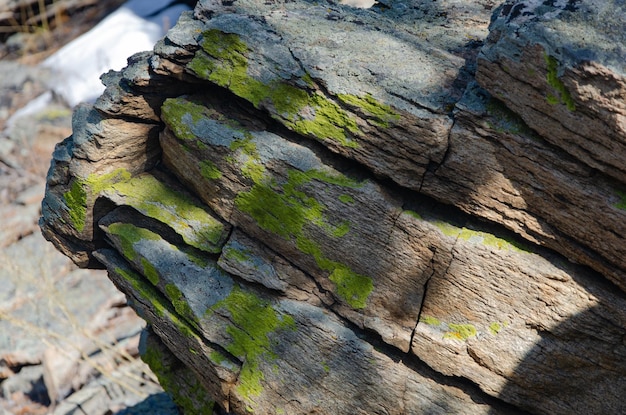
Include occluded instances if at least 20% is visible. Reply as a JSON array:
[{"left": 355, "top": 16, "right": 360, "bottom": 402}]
[
  {"left": 433, "top": 220, "right": 462, "bottom": 238},
  {"left": 161, "top": 98, "right": 208, "bottom": 140},
  {"left": 142, "top": 342, "right": 215, "bottom": 414},
  {"left": 230, "top": 133, "right": 257, "bottom": 155},
  {"left": 615, "top": 191, "right": 626, "bottom": 210},
  {"left": 295, "top": 236, "right": 371, "bottom": 309},
  {"left": 546, "top": 93, "right": 560, "bottom": 105},
  {"left": 109, "top": 174, "right": 226, "bottom": 253},
  {"left": 337, "top": 93, "right": 400, "bottom": 128},
  {"left": 210, "top": 350, "right": 227, "bottom": 365},
  {"left": 288, "top": 94, "right": 360, "bottom": 148},
  {"left": 107, "top": 224, "right": 206, "bottom": 327},
  {"left": 141, "top": 258, "right": 160, "bottom": 286},
  {"left": 63, "top": 168, "right": 131, "bottom": 232},
  {"left": 544, "top": 54, "right": 576, "bottom": 111},
  {"left": 241, "top": 159, "right": 266, "bottom": 183},
  {"left": 115, "top": 266, "right": 165, "bottom": 318},
  {"left": 200, "top": 29, "right": 248, "bottom": 62},
  {"left": 404, "top": 210, "right": 423, "bottom": 220},
  {"left": 444, "top": 323, "right": 477, "bottom": 341},
  {"left": 329, "top": 266, "right": 373, "bottom": 309},
  {"left": 223, "top": 246, "right": 253, "bottom": 263},
  {"left": 331, "top": 222, "right": 351, "bottom": 238},
  {"left": 302, "top": 169, "right": 363, "bottom": 189},
  {"left": 433, "top": 221, "right": 529, "bottom": 253},
  {"left": 321, "top": 362, "right": 330, "bottom": 373},
  {"left": 419, "top": 315, "right": 441, "bottom": 326},
  {"left": 458, "top": 228, "right": 517, "bottom": 251},
  {"left": 107, "top": 223, "right": 161, "bottom": 261},
  {"left": 338, "top": 194, "right": 355, "bottom": 204},
  {"left": 234, "top": 168, "right": 372, "bottom": 309},
  {"left": 115, "top": 266, "right": 198, "bottom": 339},
  {"left": 229, "top": 133, "right": 266, "bottom": 183},
  {"left": 210, "top": 286, "right": 296, "bottom": 400},
  {"left": 188, "top": 29, "right": 361, "bottom": 148},
  {"left": 235, "top": 181, "right": 320, "bottom": 239},
  {"left": 302, "top": 73, "right": 314, "bottom": 87},
  {"left": 269, "top": 82, "right": 311, "bottom": 116},
  {"left": 63, "top": 180, "right": 87, "bottom": 232},
  {"left": 200, "top": 160, "right": 222, "bottom": 180},
  {"left": 489, "top": 322, "right": 502, "bottom": 335},
  {"left": 165, "top": 283, "right": 196, "bottom": 324},
  {"left": 234, "top": 168, "right": 358, "bottom": 239},
  {"left": 178, "top": 246, "right": 211, "bottom": 269}
]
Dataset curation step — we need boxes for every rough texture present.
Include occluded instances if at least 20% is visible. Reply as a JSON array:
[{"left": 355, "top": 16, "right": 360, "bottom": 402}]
[{"left": 40, "top": 0, "right": 626, "bottom": 414}]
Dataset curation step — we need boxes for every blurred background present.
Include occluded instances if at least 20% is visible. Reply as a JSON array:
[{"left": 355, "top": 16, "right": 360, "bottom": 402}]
[{"left": 0, "top": 1, "right": 194, "bottom": 413}]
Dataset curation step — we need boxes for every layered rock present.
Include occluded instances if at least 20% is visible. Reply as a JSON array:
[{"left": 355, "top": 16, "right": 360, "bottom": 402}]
[{"left": 40, "top": 0, "right": 626, "bottom": 413}]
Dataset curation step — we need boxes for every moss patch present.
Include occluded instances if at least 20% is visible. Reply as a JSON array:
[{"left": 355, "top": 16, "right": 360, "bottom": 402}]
[
  {"left": 544, "top": 54, "right": 575, "bottom": 111},
  {"left": 115, "top": 265, "right": 199, "bottom": 340},
  {"left": 223, "top": 245, "right": 253, "bottom": 264},
  {"left": 433, "top": 221, "right": 529, "bottom": 253},
  {"left": 615, "top": 190, "right": 626, "bottom": 210},
  {"left": 337, "top": 93, "right": 400, "bottom": 128},
  {"left": 338, "top": 194, "right": 355, "bottom": 204},
  {"left": 321, "top": 362, "right": 330, "bottom": 373},
  {"left": 419, "top": 315, "right": 441, "bottom": 326},
  {"left": 489, "top": 322, "right": 502, "bottom": 335},
  {"left": 63, "top": 168, "right": 131, "bottom": 232},
  {"left": 165, "top": 283, "right": 197, "bottom": 324},
  {"left": 229, "top": 133, "right": 266, "bottom": 183},
  {"left": 107, "top": 223, "right": 161, "bottom": 261},
  {"left": 115, "top": 266, "right": 165, "bottom": 319},
  {"left": 141, "top": 258, "right": 160, "bottom": 286},
  {"left": 142, "top": 341, "right": 215, "bottom": 414},
  {"left": 404, "top": 210, "right": 422, "bottom": 220},
  {"left": 200, "top": 160, "right": 222, "bottom": 180},
  {"left": 188, "top": 29, "right": 360, "bottom": 148},
  {"left": 161, "top": 96, "right": 209, "bottom": 141},
  {"left": 210, "top": 286, "right": 296, "bottom": 400},
  {"left": 234, "top": 168, "right": 372, "bottom": 309},
  {"left": 63, "top": 180, "right": 87, "bottom": 232},
  {"left": 328, "top": 267, "right": 373, "bottom": 309},
  {"left": 289, "top": 94, "right": 359, "bottom": 148},
  {"left": 444, "top": 323, "right": 477, "bottom": 341},
  {"left": 109, "top": 174, "right": 226, "bottom": 253}
]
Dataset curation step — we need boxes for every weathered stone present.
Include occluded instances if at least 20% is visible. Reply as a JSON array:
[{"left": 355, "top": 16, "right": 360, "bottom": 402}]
[
  {"left": 422, "top": 81, "right": 626, "bottom": 291},
  {"left": 139, "top": 328, "right": 216, "bottom": 414},
  {"left": 477, "top": 0, "right": 626, "bottom": 182},
  {"left": 39, "top": 0, "right": 626, "bottom": 414}
]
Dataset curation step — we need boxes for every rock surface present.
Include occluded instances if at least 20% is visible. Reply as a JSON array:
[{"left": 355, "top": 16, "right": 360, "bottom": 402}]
[{"left": 40, "top": 0, "right": 626, "bottom": 414}]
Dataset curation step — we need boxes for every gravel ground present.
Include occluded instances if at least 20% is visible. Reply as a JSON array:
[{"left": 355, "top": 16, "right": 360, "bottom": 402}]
[{"left": 0, "top": 1, "right": 182, "bottom": 413}]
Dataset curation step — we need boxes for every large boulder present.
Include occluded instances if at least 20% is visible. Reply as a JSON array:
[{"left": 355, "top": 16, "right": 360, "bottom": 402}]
[{"left": 41, "top": 0, "right": 626, "bottom": 413}]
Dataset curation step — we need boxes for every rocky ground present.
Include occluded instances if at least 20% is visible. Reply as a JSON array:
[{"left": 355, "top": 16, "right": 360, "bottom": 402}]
[{"left": 0, "top": 1, "right": 181, "bottom": 413}]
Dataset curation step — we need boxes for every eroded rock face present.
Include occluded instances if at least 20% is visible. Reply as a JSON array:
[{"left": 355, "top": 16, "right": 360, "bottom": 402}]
[{"left": 40, "top": 0, "right": 626, "bottom": 413}]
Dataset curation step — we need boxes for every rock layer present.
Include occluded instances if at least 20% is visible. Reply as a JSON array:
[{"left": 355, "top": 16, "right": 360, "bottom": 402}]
[{"left": 41, "top": 0, "right": 626, "bottom": 414}]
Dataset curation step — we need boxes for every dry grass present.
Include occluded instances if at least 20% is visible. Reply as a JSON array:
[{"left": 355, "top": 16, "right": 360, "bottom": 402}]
[{"left": 0, "top": 235, "right": 160, "bottom": 413}]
